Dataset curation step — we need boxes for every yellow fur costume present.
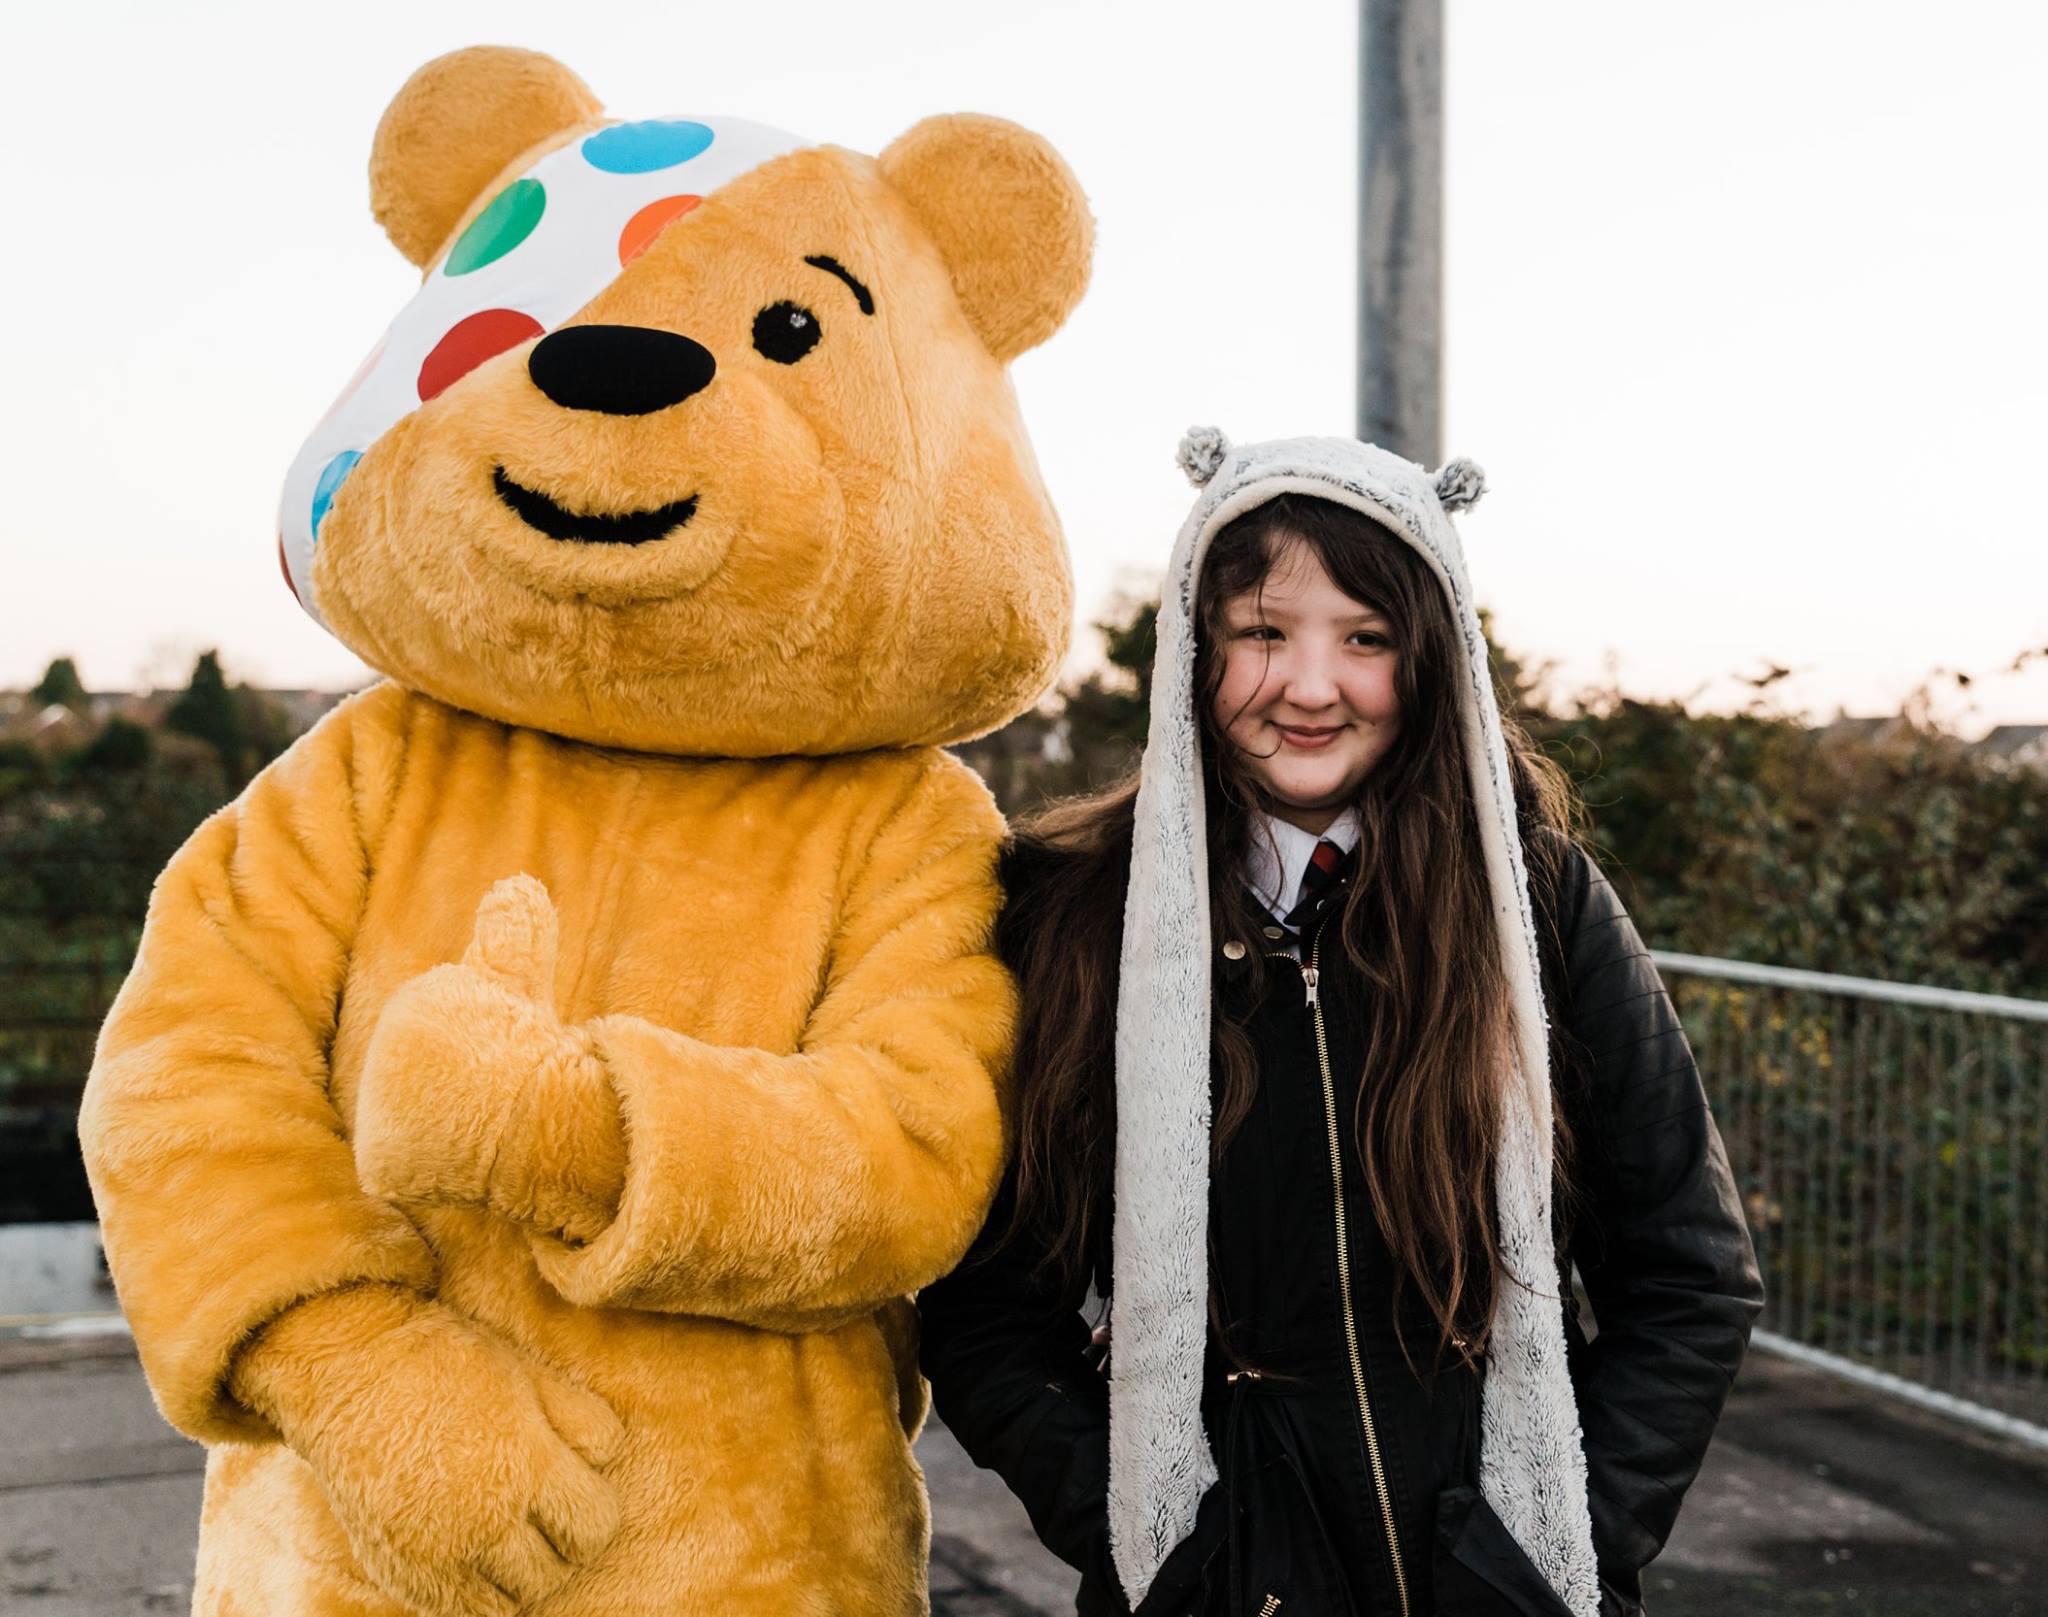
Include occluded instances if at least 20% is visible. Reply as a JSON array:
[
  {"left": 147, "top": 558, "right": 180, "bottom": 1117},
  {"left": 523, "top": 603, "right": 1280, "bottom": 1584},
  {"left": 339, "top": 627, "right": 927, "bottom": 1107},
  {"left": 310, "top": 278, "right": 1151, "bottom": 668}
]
[{"left": 79, "top": 45, "right": 1090, "bottom": 1617}]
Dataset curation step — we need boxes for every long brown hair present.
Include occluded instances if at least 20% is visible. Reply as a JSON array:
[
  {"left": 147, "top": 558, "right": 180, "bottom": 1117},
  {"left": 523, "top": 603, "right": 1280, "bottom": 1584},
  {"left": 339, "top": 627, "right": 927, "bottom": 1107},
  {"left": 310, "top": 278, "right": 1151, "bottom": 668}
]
[{"left": 1002, "top": 492, "right": 1580, "bottom": 1366}]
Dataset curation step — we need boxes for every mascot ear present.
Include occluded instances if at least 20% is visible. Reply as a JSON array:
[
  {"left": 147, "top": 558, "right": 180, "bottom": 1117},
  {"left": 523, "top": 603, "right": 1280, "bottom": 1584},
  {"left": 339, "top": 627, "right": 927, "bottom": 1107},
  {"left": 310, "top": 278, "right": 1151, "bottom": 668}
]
[
  {"left": 370, "top": 46, "right": 603, "bottom": 268},
  {"left": 879, "top": 114, "right": 1093, "bottom": 363}
]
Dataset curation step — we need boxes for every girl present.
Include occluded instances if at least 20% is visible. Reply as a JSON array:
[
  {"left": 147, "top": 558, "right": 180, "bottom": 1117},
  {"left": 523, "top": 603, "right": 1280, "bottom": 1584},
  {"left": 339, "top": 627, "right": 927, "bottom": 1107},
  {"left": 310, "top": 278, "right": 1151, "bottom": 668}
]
[{"left": 919, "top": 431, "right": 1762, "bottom": 1617}]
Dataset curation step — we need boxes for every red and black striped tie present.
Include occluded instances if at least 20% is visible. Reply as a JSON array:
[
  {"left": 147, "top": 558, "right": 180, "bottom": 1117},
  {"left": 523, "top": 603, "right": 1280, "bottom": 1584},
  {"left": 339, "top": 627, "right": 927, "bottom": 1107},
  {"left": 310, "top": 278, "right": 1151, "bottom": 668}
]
[{"left": 1282, "top": 838, "right": 1349, "bottom": 930}]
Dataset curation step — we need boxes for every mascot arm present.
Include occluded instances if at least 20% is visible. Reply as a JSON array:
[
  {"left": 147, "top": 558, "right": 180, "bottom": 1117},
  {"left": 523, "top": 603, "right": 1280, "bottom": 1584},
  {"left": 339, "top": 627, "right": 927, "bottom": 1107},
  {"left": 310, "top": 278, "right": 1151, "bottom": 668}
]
[
  {"left": 530, "top": 758, "right": 1015, "bottom": 1330},
  {"left": 77, "top": 690, "right": 438, "bottom": 1445}
]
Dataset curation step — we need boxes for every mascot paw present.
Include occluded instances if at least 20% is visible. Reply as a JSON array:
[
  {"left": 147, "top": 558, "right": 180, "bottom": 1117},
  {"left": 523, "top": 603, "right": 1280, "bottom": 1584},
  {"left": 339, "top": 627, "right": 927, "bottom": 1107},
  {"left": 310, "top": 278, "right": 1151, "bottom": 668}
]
[
  {"left": 356, "top": 876, "right": 574, "bottom": 1205},
  {"left": 235, "top": 1289, "right": 625, "bottom": 1617},
  {"left": 357, "top": 877, "right": 626, "bottom": 1238}
]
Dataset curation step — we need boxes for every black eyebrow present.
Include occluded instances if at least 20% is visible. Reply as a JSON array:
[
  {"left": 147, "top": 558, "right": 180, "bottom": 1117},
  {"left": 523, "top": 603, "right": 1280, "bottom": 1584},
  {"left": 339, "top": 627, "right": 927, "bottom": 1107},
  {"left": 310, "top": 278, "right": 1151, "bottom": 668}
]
[{"left": 803, "top": 255, "right": 874, "bottom": 316}]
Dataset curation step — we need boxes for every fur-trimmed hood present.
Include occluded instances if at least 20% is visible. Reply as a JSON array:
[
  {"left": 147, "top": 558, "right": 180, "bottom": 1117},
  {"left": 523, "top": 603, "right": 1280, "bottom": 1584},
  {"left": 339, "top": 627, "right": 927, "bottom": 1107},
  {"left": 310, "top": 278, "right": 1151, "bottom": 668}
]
[{"left": 1107, "top": 430, "right": 1600, "bottom": 1615}]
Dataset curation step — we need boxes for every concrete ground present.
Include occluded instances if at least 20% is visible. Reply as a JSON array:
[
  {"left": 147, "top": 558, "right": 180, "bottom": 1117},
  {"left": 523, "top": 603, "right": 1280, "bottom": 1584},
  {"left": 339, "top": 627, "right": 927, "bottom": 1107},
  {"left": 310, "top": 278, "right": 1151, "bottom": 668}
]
[
  {"left": 0, "top": 1326, "right": 1078, "bottom": 1617},
  {"left": 1645, "top": 1351, "right": 2044, "bottom": 1617},
  {"left": 2, "top": 1329, "right": 2042, "bottom": 1616}
]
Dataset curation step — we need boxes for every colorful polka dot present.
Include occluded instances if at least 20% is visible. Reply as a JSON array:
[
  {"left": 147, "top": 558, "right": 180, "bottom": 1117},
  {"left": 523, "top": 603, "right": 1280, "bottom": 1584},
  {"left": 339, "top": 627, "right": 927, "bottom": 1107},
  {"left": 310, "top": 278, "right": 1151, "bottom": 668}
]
[
  {"left": 581, "top": 119, "right": 714, "bottom": 174},
  {"left": 277, "top": 534, "right": 299, "bottom": 603},
  {"left": 416, "top": 309, "right": 545, "bottom": 402},
  {"left": 618, "top": 194, "right": 702, "bottom": 266},
  {"left": 444, "top": 179, "right": 546, "bottom": 277},
  {"left": 310, "top": 450, "right": 362, "bottom": 538}
]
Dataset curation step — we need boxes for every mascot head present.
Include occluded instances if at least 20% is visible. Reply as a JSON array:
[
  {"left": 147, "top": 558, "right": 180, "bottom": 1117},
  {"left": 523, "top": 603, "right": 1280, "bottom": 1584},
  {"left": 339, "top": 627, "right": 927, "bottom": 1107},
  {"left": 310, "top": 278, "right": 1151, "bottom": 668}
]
[{"left": 281, "top": 46, "right": 1089, "bottom": 755}]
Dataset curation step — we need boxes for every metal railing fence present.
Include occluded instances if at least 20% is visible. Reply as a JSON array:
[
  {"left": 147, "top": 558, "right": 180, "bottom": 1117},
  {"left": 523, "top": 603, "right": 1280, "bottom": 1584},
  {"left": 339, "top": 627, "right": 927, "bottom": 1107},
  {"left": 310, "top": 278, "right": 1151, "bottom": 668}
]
[{"left": 1653, "top": 951, "right": 2048, "bottom": 1448}]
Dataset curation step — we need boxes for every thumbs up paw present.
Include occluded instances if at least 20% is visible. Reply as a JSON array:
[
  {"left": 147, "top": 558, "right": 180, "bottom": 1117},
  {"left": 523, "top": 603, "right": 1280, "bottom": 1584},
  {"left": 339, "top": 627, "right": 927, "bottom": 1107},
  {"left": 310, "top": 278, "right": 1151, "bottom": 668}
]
[
  {"left": 355, "top": 877, "right": 625, "bottom": 1240},
  {"left": 461, "top": 873, "right": 561, "bottom": 1001}
]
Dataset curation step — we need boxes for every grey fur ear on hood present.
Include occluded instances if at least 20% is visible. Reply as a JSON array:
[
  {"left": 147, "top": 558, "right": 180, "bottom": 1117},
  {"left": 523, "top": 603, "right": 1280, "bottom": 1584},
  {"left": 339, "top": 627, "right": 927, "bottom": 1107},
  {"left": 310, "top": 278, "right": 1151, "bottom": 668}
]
[
  {"left": 1107, "top": 432, "right": 1598, "bottom": 1617},
  {"left": 1174, "top": 425, "right": 1229, "bottom": 488},
  {"left": 1434, "top": 455, "right": 1487, "bottom": 512}
]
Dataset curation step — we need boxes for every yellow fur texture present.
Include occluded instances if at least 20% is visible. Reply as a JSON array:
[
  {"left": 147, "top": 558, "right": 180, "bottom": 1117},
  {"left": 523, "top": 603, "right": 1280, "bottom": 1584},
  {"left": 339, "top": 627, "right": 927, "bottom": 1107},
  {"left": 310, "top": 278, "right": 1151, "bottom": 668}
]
[{"left": 80, "top": 41, "right": 1088, "bottom": 1617}]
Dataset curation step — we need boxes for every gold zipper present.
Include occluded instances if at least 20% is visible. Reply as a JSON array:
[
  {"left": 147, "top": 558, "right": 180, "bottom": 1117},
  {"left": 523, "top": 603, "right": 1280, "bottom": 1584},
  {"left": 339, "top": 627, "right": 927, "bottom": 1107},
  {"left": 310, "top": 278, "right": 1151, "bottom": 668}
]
[
  {"left": 1258, "top": 1596, "right": 1283, "bottom": 1616},
  {"left": 1283, "top": 933, "right": 1411, "bottom": 1617}
]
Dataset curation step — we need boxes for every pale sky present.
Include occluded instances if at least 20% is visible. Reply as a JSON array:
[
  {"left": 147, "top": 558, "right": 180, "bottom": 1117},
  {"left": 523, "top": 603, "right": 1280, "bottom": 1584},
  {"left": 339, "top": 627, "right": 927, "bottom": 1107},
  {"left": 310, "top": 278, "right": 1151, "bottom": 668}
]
[{"left": 5, "top": 1, "right": 2043, "bottom": 734}]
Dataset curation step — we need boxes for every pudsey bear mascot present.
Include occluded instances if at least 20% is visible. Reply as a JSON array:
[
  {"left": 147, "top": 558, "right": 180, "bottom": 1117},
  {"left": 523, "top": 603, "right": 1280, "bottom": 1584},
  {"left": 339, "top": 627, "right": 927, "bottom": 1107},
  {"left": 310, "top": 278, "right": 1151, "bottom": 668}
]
[{"left": 81, "top": 45, "right": 1090, "bottom": 1617}]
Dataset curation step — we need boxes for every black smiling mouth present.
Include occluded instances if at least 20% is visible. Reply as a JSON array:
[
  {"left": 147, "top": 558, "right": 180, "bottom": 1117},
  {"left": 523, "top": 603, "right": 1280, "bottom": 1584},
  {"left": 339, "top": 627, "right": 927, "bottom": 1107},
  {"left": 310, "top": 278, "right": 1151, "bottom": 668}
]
[{"left": 492, "top": 467, "right": 699, "bottom": 545}]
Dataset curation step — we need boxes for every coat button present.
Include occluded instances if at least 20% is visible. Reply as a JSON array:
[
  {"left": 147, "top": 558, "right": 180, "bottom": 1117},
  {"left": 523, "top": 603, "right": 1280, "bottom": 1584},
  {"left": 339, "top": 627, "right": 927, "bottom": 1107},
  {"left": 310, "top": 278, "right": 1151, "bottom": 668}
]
[
  {"left": 1221, "top": 940, "right": 1247, "bottom": 961},
  {"left": 1262, "top": 925, "right": 1284, "bottom": 940}
]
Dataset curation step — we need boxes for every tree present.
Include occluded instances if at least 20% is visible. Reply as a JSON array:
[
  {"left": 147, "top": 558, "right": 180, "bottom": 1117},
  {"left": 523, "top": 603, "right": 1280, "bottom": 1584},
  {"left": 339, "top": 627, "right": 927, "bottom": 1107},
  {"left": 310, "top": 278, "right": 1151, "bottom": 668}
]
[
  {"left": 1524, "top": 697, "right": 2048, "bottom": 996},
  {"left": 31, "top": 657, "right": 87, "bottom": 711},
  {"left": 164, "top": 651, "right": 247, "bottom": 786},
  {"left": 1477, "top": 607, "right": 1559, "bottom": 724},
  {"left": 233, "top": 685, "right": 295, "bottom": 774},
  {"left": 71, "top": 717, "right": 153, "bottom": 773},
  {"left": 159, "top": 651, "right": 299, "bottom": 789},
  {"left": 0, "top": 737, "right": 44, "bottom": 785},
  {"left": 1058, "top": 594, "right": 1158, "bottom": 787}
]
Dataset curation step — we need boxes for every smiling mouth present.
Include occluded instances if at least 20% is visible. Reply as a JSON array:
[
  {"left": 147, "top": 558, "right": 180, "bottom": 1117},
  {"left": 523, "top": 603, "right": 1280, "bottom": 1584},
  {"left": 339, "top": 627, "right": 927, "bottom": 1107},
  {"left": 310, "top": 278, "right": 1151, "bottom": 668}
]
[{"left": 492, "top": 467, "right": 699, "bottom": 545}]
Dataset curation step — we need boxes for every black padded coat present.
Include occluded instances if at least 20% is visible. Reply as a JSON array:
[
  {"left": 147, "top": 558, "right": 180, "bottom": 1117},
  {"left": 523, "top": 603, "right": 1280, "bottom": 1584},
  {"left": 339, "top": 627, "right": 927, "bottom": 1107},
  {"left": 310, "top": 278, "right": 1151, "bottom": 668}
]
[{"left": 917, "top": 834, "right": 1763, "bottom": 1617}]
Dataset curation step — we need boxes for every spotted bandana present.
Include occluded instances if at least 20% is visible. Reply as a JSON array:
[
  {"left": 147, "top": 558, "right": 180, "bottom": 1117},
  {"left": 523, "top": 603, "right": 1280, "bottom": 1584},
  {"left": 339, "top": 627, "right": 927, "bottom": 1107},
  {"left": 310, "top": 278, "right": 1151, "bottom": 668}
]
[{"left": 277, "top": 115, "right": 813, "bottom": 625}]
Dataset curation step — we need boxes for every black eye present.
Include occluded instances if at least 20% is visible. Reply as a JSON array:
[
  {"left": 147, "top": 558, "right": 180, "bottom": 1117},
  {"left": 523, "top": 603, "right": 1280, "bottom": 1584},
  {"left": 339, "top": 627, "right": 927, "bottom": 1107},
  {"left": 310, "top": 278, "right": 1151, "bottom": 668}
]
[{"left": 753, "top": 301, "right": 821, "bottom": 364}]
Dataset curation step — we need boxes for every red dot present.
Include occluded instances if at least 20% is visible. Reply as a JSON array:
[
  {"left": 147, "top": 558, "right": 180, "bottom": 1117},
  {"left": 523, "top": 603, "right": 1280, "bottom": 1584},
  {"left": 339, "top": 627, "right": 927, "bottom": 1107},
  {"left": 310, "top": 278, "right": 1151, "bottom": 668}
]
[
  {"left": 618, "top": 194, "right": 701, "bottom": 266},
  {"left": 417, "top": 308, "right": 546, "bottom": 402},
  {"left": 277, "top": 534, "right": 300, "bottom": 603}
]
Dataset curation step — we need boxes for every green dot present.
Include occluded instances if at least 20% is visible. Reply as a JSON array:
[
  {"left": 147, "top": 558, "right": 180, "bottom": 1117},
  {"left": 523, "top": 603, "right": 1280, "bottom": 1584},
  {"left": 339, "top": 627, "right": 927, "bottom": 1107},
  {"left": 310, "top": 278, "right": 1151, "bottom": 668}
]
[{"left": 444, "top": 179, "right": 546, "bottom": 277}]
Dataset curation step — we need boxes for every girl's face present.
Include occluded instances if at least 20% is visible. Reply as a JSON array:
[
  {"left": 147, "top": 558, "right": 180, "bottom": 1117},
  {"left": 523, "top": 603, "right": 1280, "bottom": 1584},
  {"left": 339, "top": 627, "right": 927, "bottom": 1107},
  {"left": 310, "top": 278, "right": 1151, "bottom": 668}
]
[{"left": 1210, "top": 534, "right": 1403, "bottom": 835}]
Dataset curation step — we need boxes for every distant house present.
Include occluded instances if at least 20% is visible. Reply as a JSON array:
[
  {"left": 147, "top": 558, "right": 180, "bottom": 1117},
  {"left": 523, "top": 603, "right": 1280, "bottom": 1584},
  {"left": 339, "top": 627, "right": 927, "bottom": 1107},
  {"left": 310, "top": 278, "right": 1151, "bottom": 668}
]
[
  {"left": 17, "top": 703, "right": 95, "bottom": 756},
  {"left": 101, "top": 691, "right": 161, "bottom": 726},
  {"left": 0, "top": 686, "right": 353, "bottom": 752},
  {"left": 263, "top": 688, "right": 354, "bottom": 734},
  {"left": 91, "top": 687, "right": 348, "bottom": 735},
  {"left": 950, "top": 708, "right": 1077, "bottom": 813},
  {"left": 1976, "top": 724, "right": 2048, "bottom": 772},
  {"left": 1818, "top": 713, "right": 1916, "bottom": 749},
  {"left": 1817, "top": 713, "right": 2048, "bottom": 772}
]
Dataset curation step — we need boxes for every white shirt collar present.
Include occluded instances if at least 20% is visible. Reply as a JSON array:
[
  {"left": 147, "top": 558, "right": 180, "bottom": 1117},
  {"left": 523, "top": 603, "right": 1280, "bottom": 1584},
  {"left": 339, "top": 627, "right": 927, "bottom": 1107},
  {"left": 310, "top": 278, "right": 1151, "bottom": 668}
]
[{"left": 1244, "top": 806, "right": 1363, "bottom": 924}]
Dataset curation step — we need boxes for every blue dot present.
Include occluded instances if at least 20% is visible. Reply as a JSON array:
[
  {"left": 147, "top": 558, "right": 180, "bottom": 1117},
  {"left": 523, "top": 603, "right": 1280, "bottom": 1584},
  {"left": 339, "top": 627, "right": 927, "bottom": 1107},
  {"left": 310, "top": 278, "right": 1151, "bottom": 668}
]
[
  {"left": 311, "top": 450, "right": 362, "bottom": 539},
  {"left": 581, "top": 119, "right": 715, "bottom": 174}
]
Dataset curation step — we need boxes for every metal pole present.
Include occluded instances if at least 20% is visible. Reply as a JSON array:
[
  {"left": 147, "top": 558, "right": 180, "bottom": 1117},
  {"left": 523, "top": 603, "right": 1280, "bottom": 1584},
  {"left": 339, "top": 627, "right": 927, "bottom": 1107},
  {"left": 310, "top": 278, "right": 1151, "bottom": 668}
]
[{"left": 1357, "top": 0, "right": 1444, "bottom": 466}]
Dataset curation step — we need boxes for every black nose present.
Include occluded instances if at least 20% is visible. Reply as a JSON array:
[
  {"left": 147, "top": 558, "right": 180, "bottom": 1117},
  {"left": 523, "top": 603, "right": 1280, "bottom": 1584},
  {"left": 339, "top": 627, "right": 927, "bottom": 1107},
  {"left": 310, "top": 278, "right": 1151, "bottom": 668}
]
[{"left": 527, "top": 324, "right": 716, "bottom": 415}]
